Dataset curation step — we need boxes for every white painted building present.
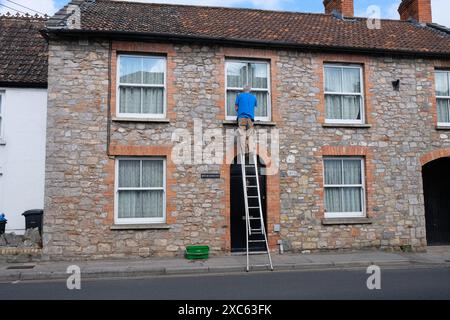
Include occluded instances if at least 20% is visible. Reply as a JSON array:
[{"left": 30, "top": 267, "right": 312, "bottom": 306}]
[
  {"left": 0, "top": 15, "right": 48, "bottom": 234},
  {"left": 0, "top": 88, "right": 47, "bottom": 233}
]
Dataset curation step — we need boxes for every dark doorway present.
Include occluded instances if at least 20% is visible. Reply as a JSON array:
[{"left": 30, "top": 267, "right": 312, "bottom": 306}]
[
  {"left": 422, "top": 157, "right": 450, "bottom": 245},
  {"left": 230, "top": 155, "right": 267, "bottom": 252}
]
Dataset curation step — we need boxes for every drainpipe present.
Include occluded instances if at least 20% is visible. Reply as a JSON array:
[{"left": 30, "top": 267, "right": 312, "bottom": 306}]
[
  {"left": 106, "top": 40, "right": 112, "bottom": 156},
  {"left": 278, "top": 240, "right": 284, "bottom": 254}
]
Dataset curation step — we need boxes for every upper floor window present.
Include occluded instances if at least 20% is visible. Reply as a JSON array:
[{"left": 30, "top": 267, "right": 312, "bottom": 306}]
[
  {"left": 324, "top": 64, "right": 364, "bottom": 124},
  {"left": 0, "top": 92, "right": 4, "bottom": 140},
  {"left": 115, "top": 158, "right": 166, "bottom": 224},
  {"left": 323, "top": 157, "right": 365, "bottom": 218},
  {"left": 436, "top": 70, "right": 450, "bottom": 125},
  {"left": 226, "top": 60, "right": 271, "bottom": 121},
  {"left": 117, "top": 55, "right": 166, "bottom": 118}
]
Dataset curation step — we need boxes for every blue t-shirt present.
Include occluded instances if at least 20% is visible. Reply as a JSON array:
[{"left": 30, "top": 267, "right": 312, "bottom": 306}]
[{"left": 235, "top": 92, "right": 257, "bottom": 120}]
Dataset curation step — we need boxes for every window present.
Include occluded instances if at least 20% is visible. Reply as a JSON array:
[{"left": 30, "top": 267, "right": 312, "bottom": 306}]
[
  {"left": 226, "top": 60, "right": 271, "bottom": 121},
  {"left": 0, "top": 91, "right": 3, "bottom": 139},
  {"left": 436, "top": 70, "right": 450, "bottom": 125},
  {"left": 323, "top": 157, "right": 365, "bottom": 218},
  {"left": 324, "top": 64, "right": 364, "bottom": 124},
  {"left": 117, "top": 55, "right": 166, "bottom": 118},
  {"left": 115, "top": 158, "right": 166, "bottom": 224}
]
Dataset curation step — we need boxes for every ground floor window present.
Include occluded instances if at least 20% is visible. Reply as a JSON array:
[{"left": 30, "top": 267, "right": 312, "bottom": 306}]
[
  {"left": 323, "top": 157, "right": 365, "bottom": 218},
  {"left": 115, "top": 157, "right": 166, "bottom": 224}
]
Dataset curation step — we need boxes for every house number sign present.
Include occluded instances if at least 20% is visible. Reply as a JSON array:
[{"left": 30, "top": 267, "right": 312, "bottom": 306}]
[{"left": 201, "top": 173, "right": 221, "bottom": 179}]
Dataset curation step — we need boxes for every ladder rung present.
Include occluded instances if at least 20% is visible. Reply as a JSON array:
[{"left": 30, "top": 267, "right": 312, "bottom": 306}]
[
  {"left": 248, "top": 217, "right": 260, "bottom": 220},
  {"left": 247, "top": 251, "right": 268, "bottom": 255},
  {"left": 251, "top": 229, "right": 262, "bottom": 232},
  {"left": 248, "top": 207, "right": 260, "bottom": 209},
  {"left": 248, "top": 240, "right": 266, "bottom": 243},
  {"left": 246, "top": 175, "right": 257, "bottom": 177},
  {"left": 247, "top": 196, "right": 259, "bottom": 198},
  {"left": 247, "top": 186, "right": 257, "bottom": 188},
  {"left": 250, "top": 264, "right": 271, "bottom": 267}
]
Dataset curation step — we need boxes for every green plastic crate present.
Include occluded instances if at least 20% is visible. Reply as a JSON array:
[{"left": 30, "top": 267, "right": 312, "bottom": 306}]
[{"left": 185, "top": 245, "right": 210, "bottom": 260}]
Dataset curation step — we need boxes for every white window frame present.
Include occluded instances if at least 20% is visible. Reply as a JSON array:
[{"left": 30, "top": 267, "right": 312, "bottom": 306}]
[
  {"left": 436, "top": 70, "right": 450, "bottom": 126},
  {"left": 225, "top": 59, "right": 271, "bottom": 122},
  {"left": 324, "top": 64, "right": 365, "bottom": 125},
  {"left": 323, "top": 157, "right": 366, "bottom": 218},
  {"left": 114, "top": 157, "right": 167, "bottom": 225},
  {"left": 116, "top": 54, "right": 167, "bottom": 119},
  {"left": 0, "top": 91, "right": 4, "bottom": 140}
]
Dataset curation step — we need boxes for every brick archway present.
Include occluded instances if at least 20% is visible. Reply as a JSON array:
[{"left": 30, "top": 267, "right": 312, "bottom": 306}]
[{"left": 420, "top": 148, "right": 450, "bottom": 166}]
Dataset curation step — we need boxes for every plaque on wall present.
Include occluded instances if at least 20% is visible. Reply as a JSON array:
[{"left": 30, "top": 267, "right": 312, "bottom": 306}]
[{"left": 201, "top": 173, "right": 221, "bottom": 179}]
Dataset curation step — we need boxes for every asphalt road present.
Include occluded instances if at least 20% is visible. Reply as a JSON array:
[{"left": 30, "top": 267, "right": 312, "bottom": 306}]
[{"left": 0, "top": 266, "right": 449, "bottom": 300}]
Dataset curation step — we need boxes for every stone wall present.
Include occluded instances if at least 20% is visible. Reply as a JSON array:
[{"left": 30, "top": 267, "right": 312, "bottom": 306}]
[{"left": 44, "top": 37, "right": 450, "bottom": 260}]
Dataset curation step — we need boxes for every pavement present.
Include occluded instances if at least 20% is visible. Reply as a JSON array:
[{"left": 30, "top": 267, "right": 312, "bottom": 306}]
[{"left": 1, "top": 247, "right": 450, "bottom": 283}]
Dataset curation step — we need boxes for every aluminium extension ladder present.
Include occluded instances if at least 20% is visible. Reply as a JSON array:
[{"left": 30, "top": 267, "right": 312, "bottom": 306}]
[{"left": 240, "top": 152, "right": 274, "bottom": 272}]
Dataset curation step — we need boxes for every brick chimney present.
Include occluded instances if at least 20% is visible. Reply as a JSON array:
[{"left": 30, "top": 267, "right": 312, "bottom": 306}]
[
  {"left": 323, "top": 0, "right": 354, "bottom": 17},
  {"left": 398, "top": 0, "right": 432, "bottom": 24}
]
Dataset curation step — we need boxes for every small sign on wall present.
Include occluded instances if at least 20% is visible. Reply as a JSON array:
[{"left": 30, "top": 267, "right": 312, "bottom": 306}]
[{"left": 201, "top": 173, "right": 221, "bottom": 179}]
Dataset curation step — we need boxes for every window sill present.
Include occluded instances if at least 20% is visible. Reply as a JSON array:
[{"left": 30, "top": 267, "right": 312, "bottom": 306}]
[
  {"left": 222, "top": 120, "right": 276, "bottom": 126},
  {"left": 110, "top": 224, "right": 171, "bottom": 230},
  {"left": 436, "top": 125, "right": 450, "bottom": 130},
  {"left": 321, "top": 217, "right": 372, "bottom": 225},
  {"left": 112, "top": 117, "right": 170, "bottom": 123},
  {"left": 322, "top": 123, "right": 371, "bottom": 129},
  {"left": 0, "top": 139, "right": 6, "bottom": 146}
]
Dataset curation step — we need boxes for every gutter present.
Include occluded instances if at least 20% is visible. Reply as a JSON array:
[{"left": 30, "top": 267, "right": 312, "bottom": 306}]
[
  {"left": 43, "top": 28, "right": 450, "bottom": 59},
  {"left": 0, "top": 82, "right": 47, "bottom": 89}
]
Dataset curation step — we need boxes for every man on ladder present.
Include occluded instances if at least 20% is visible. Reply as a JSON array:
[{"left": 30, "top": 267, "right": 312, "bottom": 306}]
[
  {"left": 235, "top": 84, "right": 257, "bottom": 156},
  {"left": 235, "top": 85, "right": 274, "bottom": 272}
]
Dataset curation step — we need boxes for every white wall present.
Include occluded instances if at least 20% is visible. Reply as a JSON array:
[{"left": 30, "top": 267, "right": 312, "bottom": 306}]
[{"left": 0, "top": 87, "right": 47, "bottom": 234}]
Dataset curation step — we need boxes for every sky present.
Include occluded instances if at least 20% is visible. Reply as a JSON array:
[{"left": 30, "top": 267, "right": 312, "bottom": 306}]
[{"left": 0, "top": 0, "right": 449, "bottom": 26}]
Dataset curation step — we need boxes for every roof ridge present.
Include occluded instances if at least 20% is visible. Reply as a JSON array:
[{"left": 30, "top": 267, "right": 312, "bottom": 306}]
[
  {"left": 0, "top": 12, "right": 47, "bottom": 21},
  {"left": 427, "top": 22, "right": 450, "bottom": 35},
  {"left": 97, "top": 0, "right": 329, "bottom": 16},
  {"left": 94, "top": 0, "right": 416, "bottom": 24}
]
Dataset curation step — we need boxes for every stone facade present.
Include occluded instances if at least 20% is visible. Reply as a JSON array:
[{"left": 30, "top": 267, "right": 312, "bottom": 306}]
[{"left": 43, "top": 37, "right": 450, "bottom": 260}]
